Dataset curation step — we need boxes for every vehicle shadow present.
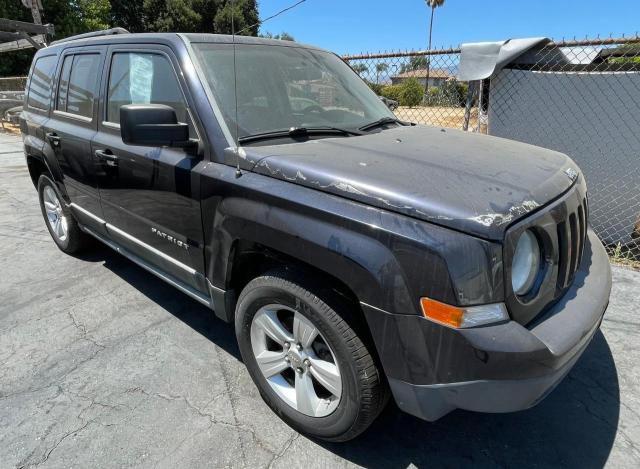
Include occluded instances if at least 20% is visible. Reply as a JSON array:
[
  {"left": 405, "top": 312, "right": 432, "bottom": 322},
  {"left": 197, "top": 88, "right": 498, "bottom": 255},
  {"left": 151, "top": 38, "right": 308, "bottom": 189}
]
[
  {"left": 79, "top": 245, "right": 620, "bottom": 468},
  {"left": 77, "top": 244, "right": 242, "bottom": 361},
  {"left": 322, "top": 331, "right": 619, "bottom": 468}
]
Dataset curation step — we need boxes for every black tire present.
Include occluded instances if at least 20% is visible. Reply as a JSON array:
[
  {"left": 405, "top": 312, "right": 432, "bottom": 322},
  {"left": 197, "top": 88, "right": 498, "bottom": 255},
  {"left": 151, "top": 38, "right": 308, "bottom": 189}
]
[
  {"left": 38, "top": 175, "right": 91, "bottom": 254},
  {"left": 235, "top": 270, "right": 388, "bottom": 442}
]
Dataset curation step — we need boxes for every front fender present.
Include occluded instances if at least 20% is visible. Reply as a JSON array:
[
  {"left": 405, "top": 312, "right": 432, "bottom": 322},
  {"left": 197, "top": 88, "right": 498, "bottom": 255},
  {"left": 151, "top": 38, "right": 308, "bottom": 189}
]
[
  {"left": 200, "top": 168, "right": 496, "bottom": 319},
  {"left": 208, "top": 195, "right": 415, "bottom": 315}
]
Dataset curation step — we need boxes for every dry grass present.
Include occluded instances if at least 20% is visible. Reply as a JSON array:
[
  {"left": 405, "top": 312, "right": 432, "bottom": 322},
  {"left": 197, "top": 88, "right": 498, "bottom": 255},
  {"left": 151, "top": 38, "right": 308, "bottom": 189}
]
[
  {"left": 608, "top": 243, "right": 640, "bottom": 271},
  {"left": 394, "top": 105, "right": 486, "bottom": 132},
  {"left": 0, "top": 122, "right": 21, "bottom": 135}
]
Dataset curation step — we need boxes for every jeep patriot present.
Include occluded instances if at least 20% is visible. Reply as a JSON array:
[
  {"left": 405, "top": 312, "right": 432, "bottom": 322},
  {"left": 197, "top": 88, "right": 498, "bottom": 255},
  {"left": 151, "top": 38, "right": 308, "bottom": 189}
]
[{"left": 20, "top": 29, "right": 611, "bottom": 441}]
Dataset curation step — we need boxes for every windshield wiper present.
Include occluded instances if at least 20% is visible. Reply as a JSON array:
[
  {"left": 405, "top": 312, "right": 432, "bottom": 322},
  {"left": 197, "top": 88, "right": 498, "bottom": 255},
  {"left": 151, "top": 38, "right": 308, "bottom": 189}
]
[
  {"left": 359, "top": 116, "right": 410, "bottom": 132},
  {"left": 238, "top": 126, "right": 363, "bottom": 144}
]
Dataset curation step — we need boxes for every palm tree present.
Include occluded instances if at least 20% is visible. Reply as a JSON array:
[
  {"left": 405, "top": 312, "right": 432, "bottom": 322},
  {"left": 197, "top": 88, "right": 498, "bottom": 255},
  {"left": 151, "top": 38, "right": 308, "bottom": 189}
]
[
  {"left": 351, "top": 63, "right": 369, "bottom": 77},
  {"left": 375, "top": 63, "right": 389, "bottom": 84},
  {"left": 424, "top": 0, "right": 445, "bottom": 94}
]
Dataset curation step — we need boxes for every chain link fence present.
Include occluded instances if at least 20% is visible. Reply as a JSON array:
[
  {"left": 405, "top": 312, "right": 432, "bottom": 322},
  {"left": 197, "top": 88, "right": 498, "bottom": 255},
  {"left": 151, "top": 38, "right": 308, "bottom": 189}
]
[
  {"left": 344, "top": 36, "right": 640, "bottom": 264},
  {"left": 2, "top": 39, "right": 639, "bottom": 262}
]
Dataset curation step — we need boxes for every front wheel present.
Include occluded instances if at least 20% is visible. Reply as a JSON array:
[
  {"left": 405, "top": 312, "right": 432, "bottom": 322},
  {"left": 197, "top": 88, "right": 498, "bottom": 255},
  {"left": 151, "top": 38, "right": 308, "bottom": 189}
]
[{"left": 235, "top": 270, "right": 388, "bottom": 442}]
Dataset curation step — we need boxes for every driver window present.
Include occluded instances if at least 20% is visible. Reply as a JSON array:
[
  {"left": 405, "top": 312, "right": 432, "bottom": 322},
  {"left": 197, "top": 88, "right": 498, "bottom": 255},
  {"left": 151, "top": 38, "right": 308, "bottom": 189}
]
[{"left": 107, "top": 52, "right": 195, "bottom": 137}]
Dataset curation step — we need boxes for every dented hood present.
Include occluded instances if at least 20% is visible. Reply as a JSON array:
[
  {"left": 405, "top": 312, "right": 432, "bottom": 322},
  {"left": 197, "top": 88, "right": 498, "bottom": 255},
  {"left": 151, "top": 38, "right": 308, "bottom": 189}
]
[{"left": 243, "top": 125, "right": 579, "bottom": 240}]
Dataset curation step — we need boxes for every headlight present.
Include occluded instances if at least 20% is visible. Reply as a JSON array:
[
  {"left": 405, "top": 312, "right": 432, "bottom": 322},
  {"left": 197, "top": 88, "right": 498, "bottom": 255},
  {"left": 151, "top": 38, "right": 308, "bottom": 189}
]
[{"left": 511, "top": 230, "right": 541, "bottom": 296}]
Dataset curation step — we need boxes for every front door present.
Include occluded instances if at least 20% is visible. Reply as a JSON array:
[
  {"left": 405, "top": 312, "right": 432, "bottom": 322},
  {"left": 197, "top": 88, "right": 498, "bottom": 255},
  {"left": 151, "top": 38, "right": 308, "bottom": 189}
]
[{"left": 92, "top": 45, "right": 207, "bottom": 293}]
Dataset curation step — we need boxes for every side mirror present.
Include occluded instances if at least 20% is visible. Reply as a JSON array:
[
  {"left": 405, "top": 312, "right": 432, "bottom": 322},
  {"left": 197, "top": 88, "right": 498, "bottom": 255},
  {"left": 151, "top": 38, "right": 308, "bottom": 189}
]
[{"left": 120, "top": 104, "right": 192, "bottom": 148}]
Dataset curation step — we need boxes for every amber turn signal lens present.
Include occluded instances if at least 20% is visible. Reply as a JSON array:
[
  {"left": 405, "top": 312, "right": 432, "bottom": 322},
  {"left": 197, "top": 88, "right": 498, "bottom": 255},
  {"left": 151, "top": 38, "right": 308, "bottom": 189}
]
[{"left": 420, "top": 297, "right": 465, "bottom": 328}]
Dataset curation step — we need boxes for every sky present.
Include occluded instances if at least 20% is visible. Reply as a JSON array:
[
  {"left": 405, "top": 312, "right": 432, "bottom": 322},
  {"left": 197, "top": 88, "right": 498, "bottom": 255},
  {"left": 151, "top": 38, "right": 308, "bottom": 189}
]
[{"left": 259, "top": 0, "right": 640, "bottom": 55}]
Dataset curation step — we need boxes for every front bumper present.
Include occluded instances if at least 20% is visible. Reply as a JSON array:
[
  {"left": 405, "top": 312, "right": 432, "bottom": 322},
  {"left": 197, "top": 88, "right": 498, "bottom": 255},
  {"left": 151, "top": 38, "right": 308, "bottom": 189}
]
[{"left": 361, "top": 229, "right": 611, "bottom": 421}]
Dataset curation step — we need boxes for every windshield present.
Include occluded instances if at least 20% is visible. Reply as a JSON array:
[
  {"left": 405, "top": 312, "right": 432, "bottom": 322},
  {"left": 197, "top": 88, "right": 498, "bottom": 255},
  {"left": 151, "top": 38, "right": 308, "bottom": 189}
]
[{"left": 190, "top": 42, "right": 395, "bottom": 141}]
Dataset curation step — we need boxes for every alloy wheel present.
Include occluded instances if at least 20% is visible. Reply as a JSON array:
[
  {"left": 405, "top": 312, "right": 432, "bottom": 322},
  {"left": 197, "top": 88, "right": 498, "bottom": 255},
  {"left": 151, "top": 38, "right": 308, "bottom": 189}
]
[
  {"left": 250, "top": 304, "right": 342, "bottom": 417},
  {"left": 43, "top": 185, "right": 68, "bottom": 242}
]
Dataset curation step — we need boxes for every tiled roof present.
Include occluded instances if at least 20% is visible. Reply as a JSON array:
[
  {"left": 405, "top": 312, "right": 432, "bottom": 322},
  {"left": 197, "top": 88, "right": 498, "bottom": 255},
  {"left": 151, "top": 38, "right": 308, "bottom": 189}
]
[{"left": 392, "top": 68, "right": 452, "bottom": 79}]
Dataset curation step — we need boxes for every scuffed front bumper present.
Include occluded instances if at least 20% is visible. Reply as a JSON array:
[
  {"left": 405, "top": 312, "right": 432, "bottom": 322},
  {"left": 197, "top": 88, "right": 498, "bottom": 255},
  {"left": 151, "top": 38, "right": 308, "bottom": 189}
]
[{"left": 362, "top": 229, "right": 611, "bottom": 421}]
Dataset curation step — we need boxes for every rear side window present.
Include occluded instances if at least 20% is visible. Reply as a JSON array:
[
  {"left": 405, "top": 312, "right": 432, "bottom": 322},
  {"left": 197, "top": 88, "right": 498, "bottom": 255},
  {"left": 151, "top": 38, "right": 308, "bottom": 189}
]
[
  {"left": 27, "top": 55, "right": 57, "bottom": 110},
  {"left": 107, "top": 52, "right": 189, "bottom": 126},
  {"left": 56, "top": 54, "right": 101, "bottom": 119}
]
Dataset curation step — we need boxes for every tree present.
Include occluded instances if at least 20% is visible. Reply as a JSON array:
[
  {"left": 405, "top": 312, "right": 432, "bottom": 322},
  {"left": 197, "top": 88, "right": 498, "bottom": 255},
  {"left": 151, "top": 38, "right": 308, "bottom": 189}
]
[
  {"left": 78, "top": 0, "right": 111, "bottom": 31},
  {"left": 213, "top": 0, "right": 259, "bottom": 35},
  {"left": 0, "top": 0, "right": 260, "bottom": 77},
  {"left": 351, "top": 63, "right": 368, "bottom": 77},
  {"left": 0, "top": 1, "right": 33, "bottom": 77},
  {"left": 259, "top": 31, "right": 295, "bottom": 41},
  {"left": 606, "top": 44, "right": 640, "bottom": 65},
  {"left": 375, "top": 62, "right": 388, "bottom": 84},
  {"left": 277, "top": 32, "right": 295, "bottom": 41},
  {"left": 110, "top": 0, "right": 145, "bottom": 32},
  {"left": 114, "top": 1, "right": 258, "bottom": 35},
  {"left": 143, "top": 0, "right": 202, "bottom": 32},
  {"left": 399, "top": 56, "right": 427, "bottom": 73},
  {"left": 0, "top": 0, "right": 111, "bottom": 76},
  {"left": 424, "top": 0, "right": 445, "bottom": 94}
]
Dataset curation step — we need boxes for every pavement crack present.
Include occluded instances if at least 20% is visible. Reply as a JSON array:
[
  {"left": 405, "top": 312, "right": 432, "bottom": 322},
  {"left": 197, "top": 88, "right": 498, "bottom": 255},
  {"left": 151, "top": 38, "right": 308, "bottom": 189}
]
[
  {"left": 218, "top": 355, "right": 248, "bottom": 466},
  {"left": 67, "top": 309, "right": 106, "bottom": 350},
  {"left": 267, "top": 433, "right": 300, "bottom": 468}
]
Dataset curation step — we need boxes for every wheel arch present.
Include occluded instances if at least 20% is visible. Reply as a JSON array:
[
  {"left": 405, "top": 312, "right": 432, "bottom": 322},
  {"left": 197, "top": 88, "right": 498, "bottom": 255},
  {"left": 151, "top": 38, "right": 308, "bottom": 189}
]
[
  {"left": 26, "top": 151, "right": 69, "bottom": 203},
  {"left": 226, "top": 239, "right": 363, "bottom": 317},
  {"left": 204, "top": 198, "right": 416, "bottom": 323},
  {"left": 26, "top": 154, "right": 52, "bottom": 187}
]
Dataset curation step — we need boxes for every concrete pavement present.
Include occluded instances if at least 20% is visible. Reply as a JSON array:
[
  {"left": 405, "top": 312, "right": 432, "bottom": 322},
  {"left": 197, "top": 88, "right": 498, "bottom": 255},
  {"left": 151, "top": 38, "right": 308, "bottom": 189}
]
[{"left": 1, "top": 131, "right": 639, "bottom": 468}]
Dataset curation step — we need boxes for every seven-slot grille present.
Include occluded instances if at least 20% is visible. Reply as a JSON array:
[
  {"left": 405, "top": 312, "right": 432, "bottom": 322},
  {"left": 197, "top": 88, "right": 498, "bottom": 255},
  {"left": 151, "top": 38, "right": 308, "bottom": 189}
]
[
  {"left": 505, "top": 181, "right": 589, "bottom": 326},
  {"left": 555, "top": 195, "right": 588, "bottom": 292}
]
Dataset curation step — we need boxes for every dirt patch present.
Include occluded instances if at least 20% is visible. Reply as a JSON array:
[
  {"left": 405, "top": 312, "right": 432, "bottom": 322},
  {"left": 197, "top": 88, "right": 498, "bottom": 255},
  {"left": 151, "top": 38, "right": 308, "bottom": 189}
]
[
  {"left": 394, "top": 106, "right": 486, "bottom": 133},
  {"left": 0, "top": 122, "right": 21, "bottom": 135}
]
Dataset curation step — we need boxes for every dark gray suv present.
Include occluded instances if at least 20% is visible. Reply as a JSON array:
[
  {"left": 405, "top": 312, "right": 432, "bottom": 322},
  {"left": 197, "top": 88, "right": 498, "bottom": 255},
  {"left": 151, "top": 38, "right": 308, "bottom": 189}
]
[{"left": 20, "top": 29, "right": 611, "bottom": 441}]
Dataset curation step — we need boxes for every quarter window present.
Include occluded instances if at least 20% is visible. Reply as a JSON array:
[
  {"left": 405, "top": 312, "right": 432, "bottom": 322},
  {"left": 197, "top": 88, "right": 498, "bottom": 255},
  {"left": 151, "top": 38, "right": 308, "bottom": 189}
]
[
  {"left": 27, "top": 55, "right": 57, "bottom": 111},
  {"left": 107, "top": 52, "right": 190, "bottom": 129},
  {"left": 56, "top": 55, "right": 73, "bottom": 112}
]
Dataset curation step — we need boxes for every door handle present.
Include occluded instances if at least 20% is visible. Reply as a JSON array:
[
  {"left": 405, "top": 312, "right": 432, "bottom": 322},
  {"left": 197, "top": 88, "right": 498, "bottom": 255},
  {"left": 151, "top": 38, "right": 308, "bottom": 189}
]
[
  {"left": 45, "top": 132, "right": 61, "bottom": 147},
  {"left": 95, "top": 149, "right": 119, "bottom": 167}
]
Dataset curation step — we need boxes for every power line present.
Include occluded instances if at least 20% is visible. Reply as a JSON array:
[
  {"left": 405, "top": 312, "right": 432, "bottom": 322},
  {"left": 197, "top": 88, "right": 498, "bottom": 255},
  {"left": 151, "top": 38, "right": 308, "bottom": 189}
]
[{"left": 236, "top": 0, "right": 307, "bottom": 35}]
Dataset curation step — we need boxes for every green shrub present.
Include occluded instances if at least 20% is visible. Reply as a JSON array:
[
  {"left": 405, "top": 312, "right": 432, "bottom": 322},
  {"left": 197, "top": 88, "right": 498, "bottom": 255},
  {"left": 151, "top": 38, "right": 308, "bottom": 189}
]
[
  {"left": 399, "top": 78, "right": 423, "bottom": 107},
  {"left": 380, "top": 84, "right": 403, "bottom": 102},
  {"left": 428, "top": 86, "right": 440, "bottom": 98},
  {"left": 366, "top": 81, "right": 385, "bottom": 95},
  {"left": 423, "top": 80, "right": 469, "bottom": 107},
  {"left": 442, "top": 79, "right": 468, "bottom": 107}
]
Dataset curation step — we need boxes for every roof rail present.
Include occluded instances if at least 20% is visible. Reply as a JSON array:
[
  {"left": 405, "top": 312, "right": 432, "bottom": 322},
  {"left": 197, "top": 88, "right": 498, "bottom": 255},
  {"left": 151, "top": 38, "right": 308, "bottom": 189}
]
[{"left": 49, "top": 27, "right": 129, "bottom": 46}]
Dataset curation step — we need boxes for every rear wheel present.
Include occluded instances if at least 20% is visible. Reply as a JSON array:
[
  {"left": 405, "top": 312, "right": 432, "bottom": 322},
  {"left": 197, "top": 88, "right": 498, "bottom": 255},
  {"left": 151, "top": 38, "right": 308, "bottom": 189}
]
[
  {"left": 38, "top": 175, "right": 90, "bottom": 254},
  {"left": 235, "top": 270, "right": 388, "bottom": 441}
]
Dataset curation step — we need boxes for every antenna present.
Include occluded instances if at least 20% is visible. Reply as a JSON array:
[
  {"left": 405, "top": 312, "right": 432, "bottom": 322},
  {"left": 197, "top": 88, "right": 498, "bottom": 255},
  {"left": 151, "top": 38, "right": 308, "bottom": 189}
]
[{"left": 232, "top": 0, "right": 242, "bottom": 178}]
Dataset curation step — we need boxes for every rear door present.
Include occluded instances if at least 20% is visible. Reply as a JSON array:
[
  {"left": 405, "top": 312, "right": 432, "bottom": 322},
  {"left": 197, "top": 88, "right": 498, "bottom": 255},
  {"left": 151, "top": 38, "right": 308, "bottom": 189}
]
[
  {"left": 22, "top": 53, "right": 58, "bottom": 165},
  {"left": 92, "top": 44, "right": 207, "bottom": 293},
  {"left": 44, "top": 46, "right": 106, "bottom": 229}
]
